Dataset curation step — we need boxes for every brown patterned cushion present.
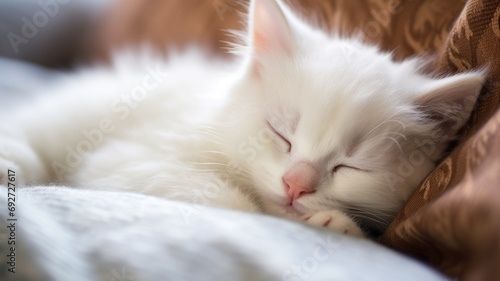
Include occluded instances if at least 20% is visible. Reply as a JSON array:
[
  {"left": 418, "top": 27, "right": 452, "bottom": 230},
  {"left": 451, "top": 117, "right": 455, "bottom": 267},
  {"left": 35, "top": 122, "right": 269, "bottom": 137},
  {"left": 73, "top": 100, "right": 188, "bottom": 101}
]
[
  {"left": 86, "top": 0, "right": 500, "bottom": 279},
  {"left": 86, "top": 0, "right": 465, "bottom": 61},
  {"left": 381, "top": 110, "right": 500, "bottom": 279},
  {"left": 379, "top": 0, "right": 500, "bottom": 279}
]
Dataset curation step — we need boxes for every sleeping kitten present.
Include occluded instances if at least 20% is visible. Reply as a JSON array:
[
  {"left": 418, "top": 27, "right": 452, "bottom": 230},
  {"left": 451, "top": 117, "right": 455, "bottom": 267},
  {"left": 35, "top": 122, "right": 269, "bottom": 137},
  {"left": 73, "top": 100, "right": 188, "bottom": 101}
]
[{"left": 0, "top": 0, "right": 486, "bottom": 237}]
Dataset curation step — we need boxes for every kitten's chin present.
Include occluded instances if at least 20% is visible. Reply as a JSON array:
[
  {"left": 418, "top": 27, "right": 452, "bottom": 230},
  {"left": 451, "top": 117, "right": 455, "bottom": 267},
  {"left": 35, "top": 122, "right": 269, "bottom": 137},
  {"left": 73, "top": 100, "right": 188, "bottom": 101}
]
[
  {"left": 267, "top": 205, "right": 302, "bottom": 219},
  {"left": 262, "top": 197, "right": 307, "bottom": 219}
]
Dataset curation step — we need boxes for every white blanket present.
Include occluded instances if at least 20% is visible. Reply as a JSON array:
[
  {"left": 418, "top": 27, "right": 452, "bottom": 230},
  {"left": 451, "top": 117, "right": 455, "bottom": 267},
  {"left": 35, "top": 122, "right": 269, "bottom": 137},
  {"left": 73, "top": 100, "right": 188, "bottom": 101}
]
[{"left": 0, "top": 186, "right": 447, "bottom": 281}]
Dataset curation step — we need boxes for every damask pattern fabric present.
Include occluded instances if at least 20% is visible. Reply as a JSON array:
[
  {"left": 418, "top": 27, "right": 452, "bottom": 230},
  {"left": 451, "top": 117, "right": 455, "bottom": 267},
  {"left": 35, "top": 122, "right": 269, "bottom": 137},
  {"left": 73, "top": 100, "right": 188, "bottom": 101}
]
[
  {"left": 87, "top": 0, "right": 500, "bottom": 279},
  {"left": 379, "top": 1, "right": 500, "bottom": 280},
  {"left": 381, "top": 109, "right": 500, "bottom": 280},
  {"left": 87, "top": 0, "right": 466, "bottom": 61}
]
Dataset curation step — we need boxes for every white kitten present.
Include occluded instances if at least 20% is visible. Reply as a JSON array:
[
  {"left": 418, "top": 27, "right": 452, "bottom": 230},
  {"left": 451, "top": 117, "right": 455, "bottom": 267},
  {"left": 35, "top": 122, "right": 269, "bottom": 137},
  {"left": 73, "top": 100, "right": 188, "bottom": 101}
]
[{"left": 0, "top": 0, "right": 486, "bottom": 237}]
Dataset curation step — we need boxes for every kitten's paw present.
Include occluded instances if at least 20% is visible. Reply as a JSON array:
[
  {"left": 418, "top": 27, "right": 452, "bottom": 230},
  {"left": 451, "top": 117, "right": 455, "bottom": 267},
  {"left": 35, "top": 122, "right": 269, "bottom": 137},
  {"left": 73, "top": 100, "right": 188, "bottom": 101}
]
[{"left": 302, "top": 210, "right": 364, "bottom": 237}]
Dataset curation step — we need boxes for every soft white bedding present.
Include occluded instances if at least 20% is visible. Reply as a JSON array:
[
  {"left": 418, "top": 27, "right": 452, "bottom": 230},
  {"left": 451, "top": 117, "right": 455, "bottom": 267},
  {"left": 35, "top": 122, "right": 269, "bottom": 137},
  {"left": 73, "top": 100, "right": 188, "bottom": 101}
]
[{"left": 0, "top": 186, "right": 447, "bottom": 281}]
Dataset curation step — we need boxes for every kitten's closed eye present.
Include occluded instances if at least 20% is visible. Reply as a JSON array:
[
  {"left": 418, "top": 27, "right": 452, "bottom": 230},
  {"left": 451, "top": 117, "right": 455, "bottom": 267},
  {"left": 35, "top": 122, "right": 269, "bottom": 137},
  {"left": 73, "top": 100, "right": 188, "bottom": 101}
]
[
  {"left": 267, "top": 121, "right": 291, "bottom": 153},
  {"left": 332, "top": 165, "right": 366, "bottom": 174}
]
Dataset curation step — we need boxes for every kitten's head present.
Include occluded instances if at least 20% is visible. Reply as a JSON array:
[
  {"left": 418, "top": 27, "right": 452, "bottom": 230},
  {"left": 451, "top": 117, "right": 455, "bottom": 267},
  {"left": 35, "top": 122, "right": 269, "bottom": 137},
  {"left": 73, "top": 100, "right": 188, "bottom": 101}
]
[{"left": 218, "top": 0, "right": 486, "bottom": 232}]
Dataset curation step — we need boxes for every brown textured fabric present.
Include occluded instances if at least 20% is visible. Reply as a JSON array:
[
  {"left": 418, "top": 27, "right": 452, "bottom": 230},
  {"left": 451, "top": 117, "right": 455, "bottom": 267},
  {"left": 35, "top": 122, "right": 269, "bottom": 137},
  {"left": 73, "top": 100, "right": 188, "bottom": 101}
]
[
  {"left": 380, "top": 0, "right": 500, "bottom": 280},
  {"left": 86, "top": 0, "right": 500, "bottom": 279},
  {"left": 85, "top": 0, "right": 465, "bottom": 61},
  {"left": 381, "top": 110, "right": 500, "bottom": 279},
  {"left": 86, "top": 0, "right": 244, "bottom": 60}
]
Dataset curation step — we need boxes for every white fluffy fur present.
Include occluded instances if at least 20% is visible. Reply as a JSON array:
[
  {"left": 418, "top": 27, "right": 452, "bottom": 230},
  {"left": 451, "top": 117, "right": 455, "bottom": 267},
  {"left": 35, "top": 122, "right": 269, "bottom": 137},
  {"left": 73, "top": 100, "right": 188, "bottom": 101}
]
[{"left": 0, "top": 0, "right": 486, "bottom": 236}]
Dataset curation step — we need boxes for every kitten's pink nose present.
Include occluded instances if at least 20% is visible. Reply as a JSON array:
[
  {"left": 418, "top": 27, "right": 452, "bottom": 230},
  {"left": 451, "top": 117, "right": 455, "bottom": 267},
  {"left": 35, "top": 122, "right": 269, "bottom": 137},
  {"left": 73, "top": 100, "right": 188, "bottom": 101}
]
[{"left": 283, "top": 161, "right": 319, "bottom": 202}]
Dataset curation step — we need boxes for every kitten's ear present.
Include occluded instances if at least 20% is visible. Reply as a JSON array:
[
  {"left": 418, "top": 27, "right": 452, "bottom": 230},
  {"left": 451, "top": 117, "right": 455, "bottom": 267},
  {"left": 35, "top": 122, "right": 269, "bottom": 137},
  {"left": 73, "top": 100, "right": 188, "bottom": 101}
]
[
  {"left": 248, "top": 0, "right": 293, "bottom": 62},
  {"left": 416, "top": 71, "right": 486, "bottom": 136}
]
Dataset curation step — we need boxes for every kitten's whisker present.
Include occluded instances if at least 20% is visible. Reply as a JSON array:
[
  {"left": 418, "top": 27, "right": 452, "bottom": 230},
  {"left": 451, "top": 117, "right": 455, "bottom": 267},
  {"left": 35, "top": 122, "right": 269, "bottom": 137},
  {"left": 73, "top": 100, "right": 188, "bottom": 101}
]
[
  {"left": 194, "top": 131, "right": 228, "bottom": 142},
  {"left": 384, "top": 131, "right": 407, "bottom": 140},
  {"left": 183, "top": 168, "right": 221, "bottom": 173},
  {"left": 369, "top": 131, "right": 407, "bottom": 142},
  {"left": 191, "top": 136, "right": 229, "bottom": 147},
  {"left": 386, "top": 137, "right": 404, "bottom": 153},
  {"left": 183, "top": 167, "right": 253, "bottom": 181},
  {"left": 346, "top": 208, "right": 393, "bottom": 226},
  {"left": 351, "top": 214, "right": 392, "bottom": 224},
  {"left": 363, "top": 109, "right": 408, "bottom": 139},
  {"left": 366, "top": 130, "right": 407, "bottom": 153},
  {"left": 201, "top": 150, "right": 232, "bottom": 157},
  {"left": 350, "top": 214, "right": 390, "bottom": 227},
  {"left": 347, "top": 208, "right": 393, "bottom": 219},
  {"left": 189, "top": 162, "right": 253, "bottom": 176},
  {"left": 191, "top": 162, "right": 227, "bottom": 165}
]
